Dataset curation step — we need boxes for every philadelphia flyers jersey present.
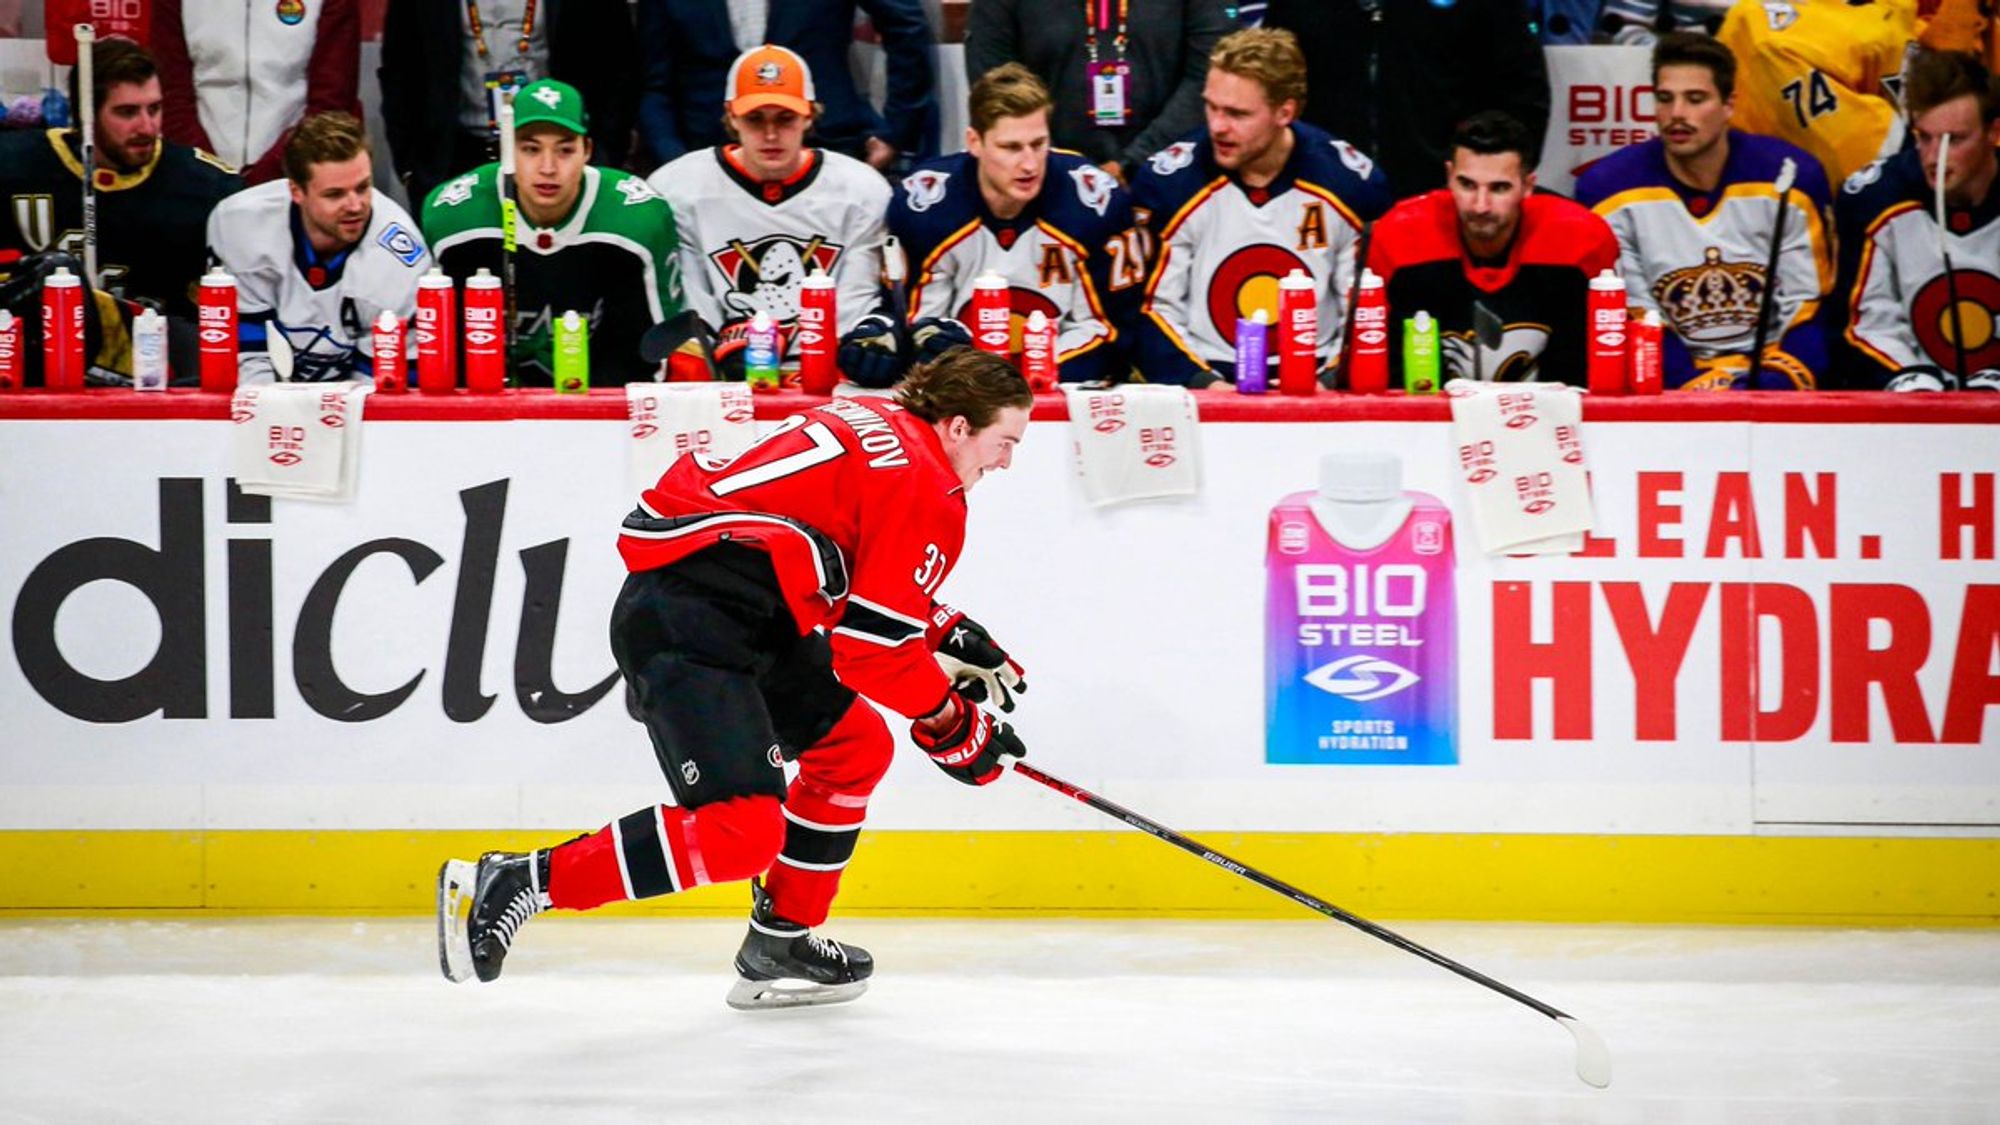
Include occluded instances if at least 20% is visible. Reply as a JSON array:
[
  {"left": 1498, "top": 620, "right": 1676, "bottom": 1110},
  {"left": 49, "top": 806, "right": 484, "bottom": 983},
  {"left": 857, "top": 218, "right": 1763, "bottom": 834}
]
[
  {"left": 1129, "top": 121, "right": 1393, "bottom": 386},
  {"left": 1576, "top": 130, "right": 1834, "bottom": 390},
  {"left": 647, "top": 145, "right": 891, "bottom": 349},
  {"left": 1366, "top": 189, "right": 1621, "bottom": 387},
  {"left": 619, "top": 397, "right": 964, "bottom": 719},
  {"left": 889, "top": 150, "right": 1142, "bottom": 384},
  {"left": 1834, "top": 146, "right": 2000, "bottom": 383}
]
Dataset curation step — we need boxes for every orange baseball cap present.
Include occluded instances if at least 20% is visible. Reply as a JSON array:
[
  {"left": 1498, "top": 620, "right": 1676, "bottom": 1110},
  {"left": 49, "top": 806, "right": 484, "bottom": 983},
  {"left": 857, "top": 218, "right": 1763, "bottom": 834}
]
[{"left": 725, "top": 44, "right": 816, "bottom": 117}]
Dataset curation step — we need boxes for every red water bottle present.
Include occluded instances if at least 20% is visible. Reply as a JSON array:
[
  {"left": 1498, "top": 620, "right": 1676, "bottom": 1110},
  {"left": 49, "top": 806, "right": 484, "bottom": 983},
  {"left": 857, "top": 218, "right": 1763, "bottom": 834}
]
[
  {"left": 42, "top": 265, "right": 87, "bottom": 389},
  {"left": 414, "top": 268, "right": 458, "bottom": 392},
  {"left": 1628, "top": 309, "right": 1663, "bottom": 395},
  {"left": 971, "top": 272, "right": 1011, "bottom": 356},
  {"left": 1019, "top": 309, "right": 1056, "bottom": 391},
  {"left": 0, "top": 310, "right": 21, "bottom": 390},
  {"left": 197, "top": 268, "right": 238, "bottom": 392},
  {"left": 1345, "top": 268, "right": 1389, "bottom": 393},
  {"left": 371, "top": 310, "right": 407, "bottom": 392},
  {"left": 463, "top": 268, "right": 506, "bottom": 392},
  {"left": 1276, "top": 269, "right": 1320, "bottom": 395},
  {"left": 1587, "top": 268, "right": 1629, "bottom": 395},
  {"left": 796, "top": 268, "right": 837, "bottom": 394}
]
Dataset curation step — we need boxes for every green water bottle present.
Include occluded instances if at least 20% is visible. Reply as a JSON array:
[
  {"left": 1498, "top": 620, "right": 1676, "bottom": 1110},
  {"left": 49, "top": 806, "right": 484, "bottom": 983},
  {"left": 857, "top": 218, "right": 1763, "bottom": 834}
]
[
  {"left": 554, "top": 309, "right": 590, "bottom": 393},
  {"left": 1402, "top": 310, "right": 1440, "bottom": 394}
]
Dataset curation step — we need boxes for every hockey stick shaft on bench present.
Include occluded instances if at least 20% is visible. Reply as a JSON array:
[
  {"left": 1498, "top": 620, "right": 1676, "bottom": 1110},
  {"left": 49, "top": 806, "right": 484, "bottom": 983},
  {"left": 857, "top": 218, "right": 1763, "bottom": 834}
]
[{"left": 1009, "top": 759, "right": 1611, "bottom": 1088}]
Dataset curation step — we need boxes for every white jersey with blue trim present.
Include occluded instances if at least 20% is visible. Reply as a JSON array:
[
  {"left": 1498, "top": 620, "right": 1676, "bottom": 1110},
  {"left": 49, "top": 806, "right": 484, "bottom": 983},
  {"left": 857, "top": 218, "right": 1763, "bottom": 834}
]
[
  {"left": 205, "top": 178, "right": 431, "bottom": 384},
  {"left": 889, "top": 150, "right": 1143, "bottom": 384}
]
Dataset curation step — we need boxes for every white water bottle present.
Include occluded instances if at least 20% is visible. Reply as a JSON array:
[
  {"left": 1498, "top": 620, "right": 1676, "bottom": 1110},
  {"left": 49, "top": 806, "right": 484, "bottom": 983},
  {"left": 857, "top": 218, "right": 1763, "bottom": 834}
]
[{"left": 132, "top": 308, "right": 168, "bottom": 391}]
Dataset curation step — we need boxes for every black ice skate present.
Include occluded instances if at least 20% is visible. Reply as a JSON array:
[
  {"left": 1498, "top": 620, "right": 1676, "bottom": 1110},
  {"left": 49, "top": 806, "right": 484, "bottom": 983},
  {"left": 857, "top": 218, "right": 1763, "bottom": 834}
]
[
  {"left": 726, "top": 878, "right": 873, "bottom": 1010},
  {"left": 436, "top": 851, "right": 550, "bottom": 983}
]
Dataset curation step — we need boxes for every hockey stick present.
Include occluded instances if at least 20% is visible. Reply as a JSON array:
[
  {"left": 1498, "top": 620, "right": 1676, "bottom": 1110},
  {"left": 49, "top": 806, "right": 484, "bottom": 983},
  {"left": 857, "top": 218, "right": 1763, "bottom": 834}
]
[
  {"left": 883, "top": 233, "right": 912, "bottom": 356},
  {"left": 1934, "top": 134, "right": 1971, "bottom": 382},
  {"left": 74, "top": 23, "right": 98, "bottom": 287},
  {"left": 497, "top": 98, "right": 520, "bottom": 385},
  {"left": 1745, "top": 156, "right": 1797, "bottom": 389},
  {"left": 637, "top": 308, "right": 718, "bottom": 376},
  {"left": 1332, "top": 221, "right": 1373, "bottom": 389},
  {"left": 1010, "top": 760, "right": 1613, "bottom": 1089}
]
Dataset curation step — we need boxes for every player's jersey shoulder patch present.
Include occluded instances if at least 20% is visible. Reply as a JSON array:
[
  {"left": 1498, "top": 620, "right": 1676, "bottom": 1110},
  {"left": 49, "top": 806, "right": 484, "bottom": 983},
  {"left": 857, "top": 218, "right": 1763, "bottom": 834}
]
[
  {"left": 1332, "top": 139, "right": 1375, "bottom": 181},
  {"left": 1843, "top": 159, "right": 1885, "bottom": 195},
  {"left": 192, "top": 147, "right": 236, "bottom": 175},
  {"left": 615, "top": 176, "right": 660, "bottom": 206},
  {"left": 1762, "top": 2, "right": 1799, "bottom": 30},
  {"left": 900, "top": 169, "right": 950, "bottom": 212},
  {"left": 1069, "top": 165, "right": 1115, "bottom": 217},
  {"left": 1148, "top": 141, "right": 1196, "bottom": 177},
  {"left": 434, "top": 173, "right": 478, "bottom": 208},
  {"left": 376, "top": 220, "right": 425, "bottom": 266}
]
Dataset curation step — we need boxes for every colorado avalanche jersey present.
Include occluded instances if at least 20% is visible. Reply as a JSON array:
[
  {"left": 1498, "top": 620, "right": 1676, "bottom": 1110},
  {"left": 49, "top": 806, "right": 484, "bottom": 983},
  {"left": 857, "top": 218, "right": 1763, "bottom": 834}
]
[
  {"left": 1577, "top": 130, "right": 1833, "bottom": 390},
  {"left": 620, "top": 397, "right": 965, "bottom": 719},
  {"left": 889, "top": 150, "right": 1142, "bottom": 384},
  {"left": 1129, "top": 122, "right": 1393, "bottom": 386},
  {"left": 206, "top": 179, "right": 431, "bottom": 383},
  {"left": 1366, "top": 190, "right": 1621, "bottom": 387},
  {"left": 1834, "top": 146, "right": 2000, "bottom": 382},
  {"left": 647, "top": 146, "right": 890, "bottom": 349}
]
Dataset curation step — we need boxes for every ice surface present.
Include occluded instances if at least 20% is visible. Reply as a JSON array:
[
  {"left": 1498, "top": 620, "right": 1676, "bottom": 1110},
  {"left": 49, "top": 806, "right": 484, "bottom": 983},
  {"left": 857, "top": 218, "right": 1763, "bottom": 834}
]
[{"left": 0, "top": 918, "right": 1995, "bottom": 1123}]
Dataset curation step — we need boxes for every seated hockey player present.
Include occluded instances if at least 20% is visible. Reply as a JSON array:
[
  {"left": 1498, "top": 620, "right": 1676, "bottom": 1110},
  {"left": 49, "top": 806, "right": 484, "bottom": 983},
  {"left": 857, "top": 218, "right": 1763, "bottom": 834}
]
[
  {"left": 438, "top": 346, "right": 1033, "bottom": 1009},
  {"left": 1576, "top": 33, "right": 1833, "bottom": 390},
  {"left": 1128, "top": 27, "right": 1392, "bottom": 390},
  {"left": 0, "top": 36, "right": 237, "bottom": 321},
  {"left": 880, "top": 62, "right": 1144, "bottom": 386},
  {"left": 1833, "top": 47, "right": 2000, "bottom": 392},
  {"left": 645, "top": 45, "right": 892, "bottom": 382},
  {"left": 206, "top": 112, "right": 431, "bottom": 383},
  {"left": 420, "top": 79, "right": 683, "bottom": 386},
  {"left": 1367, "top": 111, "right": 1620, "bottom": 387}
]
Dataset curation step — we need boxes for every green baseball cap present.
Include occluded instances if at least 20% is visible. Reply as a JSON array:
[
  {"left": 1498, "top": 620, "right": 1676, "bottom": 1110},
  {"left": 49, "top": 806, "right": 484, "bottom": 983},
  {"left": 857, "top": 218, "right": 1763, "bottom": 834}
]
[{"left": 512, "top": 79, "right": 589, "bottom": 136}]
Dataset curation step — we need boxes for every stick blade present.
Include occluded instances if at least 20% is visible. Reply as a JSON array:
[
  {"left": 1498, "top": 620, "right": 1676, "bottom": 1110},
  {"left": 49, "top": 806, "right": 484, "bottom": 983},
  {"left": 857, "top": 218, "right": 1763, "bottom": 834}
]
[
  {"left": 639, "top": 310, "right": 717, "bottom": 373},
  {"left": 1557, "top": 1015, "right": 1612, "bottom": 1088}
]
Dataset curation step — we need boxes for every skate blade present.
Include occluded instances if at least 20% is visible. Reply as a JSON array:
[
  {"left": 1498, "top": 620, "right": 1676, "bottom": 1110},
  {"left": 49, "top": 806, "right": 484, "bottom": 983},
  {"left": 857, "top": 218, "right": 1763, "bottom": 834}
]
[
  {"left": 725, "top": 976, "right": 868, "bottom": 1011},
  {"left": 437, "top": 859, "right": 476, "bottom": 983}
]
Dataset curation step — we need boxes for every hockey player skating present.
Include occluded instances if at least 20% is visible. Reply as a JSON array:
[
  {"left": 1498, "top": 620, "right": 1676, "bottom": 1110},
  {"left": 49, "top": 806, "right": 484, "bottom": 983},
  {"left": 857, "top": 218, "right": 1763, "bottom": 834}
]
[
  {"left": 1129, "top": 28, "right": 1392, "bottom": 389},
  {"left": 206, "top": 113, "right": 430, "bottom": 383},
  {"left": 421, "top": 79, "right": 683, "bottom": 386},
  {"left": 646, "top": 45, "right": 893, "bottom": 380},
  {"left": 1834, "top": 48, "right": 2000, "bottom": 391},
  {"left": 885, "top": 63, "right": 1144, "bottom": 385},
  {"left": 439, "top": 347, "right": 1032, "bottom": 1008},
  {"left": 1577, "top": 33, "right": 1833, "bottom": 390}
]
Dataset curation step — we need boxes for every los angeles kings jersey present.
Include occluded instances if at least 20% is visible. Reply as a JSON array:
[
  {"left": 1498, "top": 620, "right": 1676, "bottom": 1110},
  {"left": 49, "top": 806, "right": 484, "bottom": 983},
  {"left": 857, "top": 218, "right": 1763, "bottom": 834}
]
[
  {"left": 421, "top": 163, "right": 683, "bottom": 386},
  {"left": 0, "top": 129, "right": 237, "bottom": 316},
  {"left": 206, "top": 179, "right": 432, "bottom": 383},
  {"left": 1367, "top": 189, "right": 1621, "bottom": 387},
  {"left": 647, "top": 146, "right": 889, "bottom": 348},
  {"left": 890, "top": 150, "right": 1142, "bottom": 384},
  {"left": 1129, "top": 122, "right": 1393, "bottom": 386},
  {"left": 619, "top": 396, "right": 965, "bottom": 719},
  {"left": 1577, "top": 130, "right": 1834, "bottom": 390},
  {"left": 1835, "top": 146, "right": 2000, "bottom": 380}
]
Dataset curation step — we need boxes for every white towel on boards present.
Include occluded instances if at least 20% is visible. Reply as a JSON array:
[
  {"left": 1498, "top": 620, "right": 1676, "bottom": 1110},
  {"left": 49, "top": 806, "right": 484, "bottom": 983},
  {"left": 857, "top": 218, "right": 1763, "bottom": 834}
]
[
  {"left": 230, "top": 382, "right": 370, "bottom": 501},
  {"left": 626, "top": 382, "right": 757, "bottom": 495},
  {"left": 1060, "top": 384, "right": 1201, "bottom": 507},
  {"left": 1444, "top": 380, "right": 1593, "bottom": 554}
]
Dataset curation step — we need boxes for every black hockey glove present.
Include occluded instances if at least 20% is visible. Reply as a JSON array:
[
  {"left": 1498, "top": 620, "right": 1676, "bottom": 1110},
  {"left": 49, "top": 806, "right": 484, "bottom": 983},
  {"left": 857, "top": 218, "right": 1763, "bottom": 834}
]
[
  {"left": 910, "top": 316, "right": 972, "bottom": 364},
  {"left": 837, "top": 313, "right": 904, "bottom": 388},
  {"left": 910, "top": 693, "right": 1025, "bottom": 787},
  {"left": 712, "top": 317, "right": 790, "bottom": 379},
  {"left": 927, "top": 604, "right": 1026, "bottom": 713},
  {"left": 1886, "top": 365, "right": 1955, "bottom": 392}
]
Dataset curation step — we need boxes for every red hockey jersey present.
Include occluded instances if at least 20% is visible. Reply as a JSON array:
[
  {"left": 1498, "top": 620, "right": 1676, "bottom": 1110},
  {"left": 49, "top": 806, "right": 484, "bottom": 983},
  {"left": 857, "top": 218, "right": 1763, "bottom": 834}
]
[{"left": 618, "top": 396, "right": 964, "bottom": 719}]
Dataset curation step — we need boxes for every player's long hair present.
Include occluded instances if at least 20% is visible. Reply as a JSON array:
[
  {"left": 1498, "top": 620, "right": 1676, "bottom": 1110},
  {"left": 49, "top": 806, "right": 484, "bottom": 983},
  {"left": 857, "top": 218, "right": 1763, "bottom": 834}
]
[{"left": 896, "top": 347, "right": 1031, "bottom": 432}]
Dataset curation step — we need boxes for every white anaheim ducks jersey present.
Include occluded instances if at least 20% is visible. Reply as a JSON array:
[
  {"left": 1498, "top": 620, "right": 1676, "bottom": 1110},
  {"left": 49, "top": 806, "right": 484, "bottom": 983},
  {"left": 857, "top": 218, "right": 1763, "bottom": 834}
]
[
  {"left": 205, "top": 178, "right": 431, "bottom": 383},
  {"left": 647, "top": 146, "right": 890, "bottom": 349},
  {"left": 889, "top": 150, "right": 1142, "bottom": 384},
  {"left": 1128, "top": 122, "right": 1393, "bottom": 385}
]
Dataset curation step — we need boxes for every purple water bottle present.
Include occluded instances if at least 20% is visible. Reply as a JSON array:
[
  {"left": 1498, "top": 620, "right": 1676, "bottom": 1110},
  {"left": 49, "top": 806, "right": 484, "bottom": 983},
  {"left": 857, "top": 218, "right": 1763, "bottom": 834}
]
[{"left": 1234, "top": 309, "right": 1270, "bottom": 394}]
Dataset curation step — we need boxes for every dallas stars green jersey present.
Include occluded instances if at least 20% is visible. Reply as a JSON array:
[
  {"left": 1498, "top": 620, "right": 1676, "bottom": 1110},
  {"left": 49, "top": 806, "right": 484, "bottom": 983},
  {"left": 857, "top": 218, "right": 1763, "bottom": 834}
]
[{"left": 421, "top": 163, "right": 683, "bottom": 386}]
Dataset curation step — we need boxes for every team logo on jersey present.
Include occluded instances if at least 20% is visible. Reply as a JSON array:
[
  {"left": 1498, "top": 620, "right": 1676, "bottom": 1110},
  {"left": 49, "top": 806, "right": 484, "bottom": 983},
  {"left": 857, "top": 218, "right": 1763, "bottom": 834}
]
[
  {"left": 1205, "top": 243, "right": 1308, "bottom": 347},
  {"left": 901, "top": 169, "right": 950, "bottom": 213},
  {"left": 1652, "top": 247, "right": 1764, "bottom": 345},
  {"left": 710, "top": 234, "right": 843, "bottom": 323},
  {"left": 1440, "top": 322, "right": 1552, "bottom": 383},
  {"left": 1912, "top": 268, "right": 2000, "bottom": 373},
  {"left": 376, "top": 222, "right": 425, "bottom": 267},
  {"left": 615, "top": 177, "right": 660, "bottom": 206},
  {"left": 10, "top": 193, "right": 53, "bottom": 252},
  {"left": 434, "top": 173, "right": 477, "bottom": 208},
  {"left": 274, "top": 0, "right": 305, "bottom": 26},
  {"left": 1842, "top": 160, "right": 1885, "bottom": 195},
  {"left": 1760, "top": 2, "right": 1799, "bottom": 31},
  {"left": 1148, "top": 142, "right": 1196, "bottom": 177},
  {"left": 1331, "top": 140, "right": 1375, "bottom": 181},
  {"left": 1070, "top": 166, "right": 1115, "bottom": 217}
]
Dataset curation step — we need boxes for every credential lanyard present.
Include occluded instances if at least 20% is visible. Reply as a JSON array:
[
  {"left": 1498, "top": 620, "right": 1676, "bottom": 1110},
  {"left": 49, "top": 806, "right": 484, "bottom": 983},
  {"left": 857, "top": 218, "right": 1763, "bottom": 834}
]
[
  {"left": 1083, "top": 0, "right": 1128, "bottom": 67},
  {"left": 467, "top": 0, "right": 536, "bottom": 60}
]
